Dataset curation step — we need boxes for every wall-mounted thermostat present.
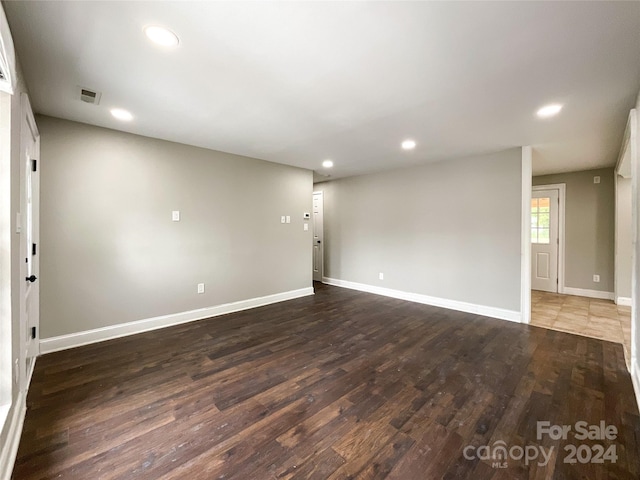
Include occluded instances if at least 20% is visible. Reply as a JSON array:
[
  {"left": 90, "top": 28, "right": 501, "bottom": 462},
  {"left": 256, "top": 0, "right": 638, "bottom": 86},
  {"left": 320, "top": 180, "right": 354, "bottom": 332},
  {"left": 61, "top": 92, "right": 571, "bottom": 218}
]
[{"left": 303, "top": 213, "right": 310, "bottom": 220}]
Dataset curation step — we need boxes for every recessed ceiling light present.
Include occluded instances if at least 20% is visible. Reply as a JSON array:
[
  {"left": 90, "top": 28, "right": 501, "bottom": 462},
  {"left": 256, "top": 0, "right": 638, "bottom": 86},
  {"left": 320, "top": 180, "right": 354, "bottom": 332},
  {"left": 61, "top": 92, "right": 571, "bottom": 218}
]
[
  {"left": 110, "top": 108, "right": 134, "bottom": 121},
  {"left": 401, "top": 139, "right": 416, "bottom": 150},
  {"left": 322, "top": 159, "right": 334, "bottom": 168},
  {"left": 536, "top": 104, "right": 563, "bottom": 118},
  {"left": 144, "top": 25, "right": 180, "bottom": 47}
]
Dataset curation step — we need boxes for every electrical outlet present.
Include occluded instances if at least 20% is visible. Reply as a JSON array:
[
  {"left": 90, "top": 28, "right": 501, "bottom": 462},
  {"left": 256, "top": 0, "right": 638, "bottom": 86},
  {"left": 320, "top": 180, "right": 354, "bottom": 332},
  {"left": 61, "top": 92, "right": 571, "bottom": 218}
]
[
  {"left": 379, "top": 272, "right": 384, "bottom": 280},
  {"left": 281, "top": 216, "right": 286, "bottom": 224},
  {"left": 593, "top": 274, "right": 600, "bottom": 283},
  {"left": 593, "top": 176, "right": 600, "bottom": 184},
  {"left": 172, "top": 211, "right": 180, "bottom": 222},
  {"left": 197, "top": 283, "right": 205, "bottom": 294},
  {"left": 304, "top": 224, "right": 309, "bottom": 231},
  {"left": 286, "top": 216, "right": 291, "bottom": 224}
]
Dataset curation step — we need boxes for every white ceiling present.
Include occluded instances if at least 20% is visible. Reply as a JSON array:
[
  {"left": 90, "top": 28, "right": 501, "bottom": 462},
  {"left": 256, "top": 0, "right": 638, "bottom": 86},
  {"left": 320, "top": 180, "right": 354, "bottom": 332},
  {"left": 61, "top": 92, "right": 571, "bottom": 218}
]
[{"left": 5, "top": 1, "right": 640, "bottom": 179}]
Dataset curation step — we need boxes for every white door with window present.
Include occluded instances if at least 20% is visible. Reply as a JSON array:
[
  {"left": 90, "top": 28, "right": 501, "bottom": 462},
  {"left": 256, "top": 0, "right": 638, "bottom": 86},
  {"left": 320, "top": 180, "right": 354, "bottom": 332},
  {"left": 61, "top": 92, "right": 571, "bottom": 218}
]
[
  {"left": 531, "top": 189, "right": 559, "bottom": 292},
  {"left": 20, "top": 94, "right": 39, "bottom": 370},
  {"left": 312, "top": 191, "right": 323, "bottom": 282}
]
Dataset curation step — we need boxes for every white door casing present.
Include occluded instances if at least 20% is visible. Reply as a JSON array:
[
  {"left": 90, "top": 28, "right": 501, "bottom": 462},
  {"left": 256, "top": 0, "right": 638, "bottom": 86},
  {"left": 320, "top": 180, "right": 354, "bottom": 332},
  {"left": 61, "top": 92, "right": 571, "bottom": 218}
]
[
  {"left": 19, "top": 93, "right": 39, "bottom": 375},
  {"left": 531, "top": 188, "right": 559, "bottom": 292},
  {"left": 312, "top": 191, "right": 323, "bottom": 282}
]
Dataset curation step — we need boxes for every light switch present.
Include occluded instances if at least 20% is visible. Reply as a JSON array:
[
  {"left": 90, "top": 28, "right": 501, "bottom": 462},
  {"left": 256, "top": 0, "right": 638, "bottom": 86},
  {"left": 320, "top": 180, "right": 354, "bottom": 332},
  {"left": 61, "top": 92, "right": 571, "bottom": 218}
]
[
  {"left": 197, "top": 283, "right": 205, "bottom": 294},
  {"left": 281, "top": 216, "right": 286, "bottom": 224},
  {"left": 304, "top": 224, "right": 309, "bottom": 231},
  {"left": 593, "top": 176, "right": 600, "bottom": 184},
  {"left": 286, "top": 216, "right": 291, "bottom": 224},
  {"left": 172, "top": 211, "right": 180, "bottom": 222}
]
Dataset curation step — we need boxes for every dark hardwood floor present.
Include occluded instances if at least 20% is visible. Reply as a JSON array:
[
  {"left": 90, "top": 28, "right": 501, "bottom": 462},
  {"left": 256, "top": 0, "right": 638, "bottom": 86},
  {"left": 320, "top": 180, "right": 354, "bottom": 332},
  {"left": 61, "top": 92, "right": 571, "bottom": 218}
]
[{"left": 13, "top": 283, "right": 640, "bottom": 479}]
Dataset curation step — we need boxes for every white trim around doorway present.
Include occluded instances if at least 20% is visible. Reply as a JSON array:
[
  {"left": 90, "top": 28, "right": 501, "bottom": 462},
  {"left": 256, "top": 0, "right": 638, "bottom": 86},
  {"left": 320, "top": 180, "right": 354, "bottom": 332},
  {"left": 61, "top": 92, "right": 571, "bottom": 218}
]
[
  {"left": 532, "top": 183, "right": 566, "bottom": 295},
  {"left": 521, "top": 147, "right": 532, "bottom": 324}
]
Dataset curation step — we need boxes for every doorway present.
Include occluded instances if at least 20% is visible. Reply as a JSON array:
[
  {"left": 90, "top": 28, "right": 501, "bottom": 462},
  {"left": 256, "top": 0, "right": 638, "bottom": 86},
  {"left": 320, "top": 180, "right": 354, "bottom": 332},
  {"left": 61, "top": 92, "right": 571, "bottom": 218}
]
[
  {"left": 19, "top": 94, "right": 39, "bottom": 386},
  {"left": 312, "top": 191, "right": 323, "bottom": 282},
  {"left": 531, "top": 184, "right": 565, "bottom": 293}
]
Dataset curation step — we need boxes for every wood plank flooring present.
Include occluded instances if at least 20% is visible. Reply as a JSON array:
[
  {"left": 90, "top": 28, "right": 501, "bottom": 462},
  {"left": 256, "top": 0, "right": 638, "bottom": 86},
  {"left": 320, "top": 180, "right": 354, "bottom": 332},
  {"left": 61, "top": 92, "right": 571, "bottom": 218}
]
[
  {"left": 13, "top": 283, "right": 640, "bottom": 479},
  {"left": 531, "top": 290, "right": 632, "bottom": 368}
]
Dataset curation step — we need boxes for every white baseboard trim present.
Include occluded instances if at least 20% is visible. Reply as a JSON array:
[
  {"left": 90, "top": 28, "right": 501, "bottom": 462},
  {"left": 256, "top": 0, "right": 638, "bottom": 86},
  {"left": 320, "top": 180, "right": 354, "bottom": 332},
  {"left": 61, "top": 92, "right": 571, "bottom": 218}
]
[
  {"left": 322, "top": 277, "right": 521, "bottom": 323},
  {"left": 616, "top": 296, "right": 632, "bottom": 307},
  {"left": 632, "top": 362, "right": 640, "bottom": 417},
  {"left": 26, "top": 356, "right": 36, "bottom": 390},
  {"left": 563, "top": 287, "right": 615, "bottom": 301},
  {"left": 0, "top": 390, "right": 27, "bottom": 480},
  {"left": 40, "top": 287, "right": 314, "bottom": 354}
]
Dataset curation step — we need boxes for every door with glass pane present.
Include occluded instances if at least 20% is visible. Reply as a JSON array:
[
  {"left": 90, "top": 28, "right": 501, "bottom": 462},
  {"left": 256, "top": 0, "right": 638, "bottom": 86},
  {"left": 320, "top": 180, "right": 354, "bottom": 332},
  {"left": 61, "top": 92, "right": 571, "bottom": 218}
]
[{"left": 531, "top": 189, "right": 559, "bottom": 292}]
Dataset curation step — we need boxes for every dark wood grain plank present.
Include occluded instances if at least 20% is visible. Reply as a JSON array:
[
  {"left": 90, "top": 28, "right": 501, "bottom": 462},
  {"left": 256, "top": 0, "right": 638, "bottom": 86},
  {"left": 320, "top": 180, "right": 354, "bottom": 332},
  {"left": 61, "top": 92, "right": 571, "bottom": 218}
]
[{"left": 12, "top": 282, "right": 640, "bottom": 480}]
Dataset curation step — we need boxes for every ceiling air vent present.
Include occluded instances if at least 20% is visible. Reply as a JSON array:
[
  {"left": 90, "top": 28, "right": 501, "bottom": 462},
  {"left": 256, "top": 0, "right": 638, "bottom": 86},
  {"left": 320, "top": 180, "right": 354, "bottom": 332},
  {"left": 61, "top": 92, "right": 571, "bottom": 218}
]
[{"left": 79, "top": 87, "right": 101, "bottom": 105}]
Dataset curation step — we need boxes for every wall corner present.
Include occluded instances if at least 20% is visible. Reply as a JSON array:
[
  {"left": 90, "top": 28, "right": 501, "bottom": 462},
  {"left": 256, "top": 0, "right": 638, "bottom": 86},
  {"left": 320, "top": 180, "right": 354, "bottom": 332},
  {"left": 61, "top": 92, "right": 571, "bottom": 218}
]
[{"left": 521, "top": 146, "right": 532, "bottom": 324}]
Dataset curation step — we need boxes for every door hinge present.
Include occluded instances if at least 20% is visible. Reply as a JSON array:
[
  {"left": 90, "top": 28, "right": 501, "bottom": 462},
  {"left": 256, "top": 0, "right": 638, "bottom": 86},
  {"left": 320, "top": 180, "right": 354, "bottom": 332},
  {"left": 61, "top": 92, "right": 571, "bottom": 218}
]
[
  {"left": 31, "top": 326, "right": 36, "bottom": 339},
  {"left": 31, "top": 159, "right": 37, "bottom": 172},
  {"left": 32, "top": 243, "right": 37, "bottom": 255}
]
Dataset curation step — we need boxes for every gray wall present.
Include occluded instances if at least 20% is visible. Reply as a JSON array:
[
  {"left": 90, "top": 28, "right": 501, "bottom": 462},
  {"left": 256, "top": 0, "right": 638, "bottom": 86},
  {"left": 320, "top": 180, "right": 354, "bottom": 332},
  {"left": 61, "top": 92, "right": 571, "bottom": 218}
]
[
  {"left": 318, "top": 149, "right": 522, "bottom": 312},
  {"left": 533, "top": 168, "right": 615, "bottom": 293},
  {"left": 38, "top": 116, "right": 312, "bottom": 338},
  {"left": 616, "top": 176, "right": 632, "bottom": 300}
]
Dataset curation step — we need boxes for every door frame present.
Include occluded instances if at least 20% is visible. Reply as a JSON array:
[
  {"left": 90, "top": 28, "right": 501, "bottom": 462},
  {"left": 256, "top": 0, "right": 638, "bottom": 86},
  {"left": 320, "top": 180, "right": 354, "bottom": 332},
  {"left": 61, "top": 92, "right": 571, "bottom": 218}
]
[
  {"left": 521, "top": 147, "right": 532, "bottom": 324},
  {"left": 312, "top": 190, "right": 324, "bottom": 282},
  {"left": 532, "top": 183, "right": 566, "bottom": 294},
  {"left": 18, "top": 93, "right": 39, "bottom": 383}
]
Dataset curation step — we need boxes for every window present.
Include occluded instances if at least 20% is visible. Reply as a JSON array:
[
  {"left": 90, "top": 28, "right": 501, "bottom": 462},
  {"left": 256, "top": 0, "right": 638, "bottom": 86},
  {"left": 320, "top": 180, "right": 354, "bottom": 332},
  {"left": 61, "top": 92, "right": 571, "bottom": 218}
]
[
  {"left": 531, "top": 197, "right": 550, "bottom": 244},
  {"left": 0, "top": 90, "right": 11, "bottom": 429},
  {"left": 0, "top": 7, "right": 15, "bottom": 432}
]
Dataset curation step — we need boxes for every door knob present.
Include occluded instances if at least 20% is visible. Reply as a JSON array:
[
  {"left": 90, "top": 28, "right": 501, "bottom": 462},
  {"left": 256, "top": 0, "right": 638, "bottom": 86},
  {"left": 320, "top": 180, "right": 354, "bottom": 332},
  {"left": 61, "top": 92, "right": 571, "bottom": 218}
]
[{"left": 25, "top": 275, "right": 37, "bottom": 283}]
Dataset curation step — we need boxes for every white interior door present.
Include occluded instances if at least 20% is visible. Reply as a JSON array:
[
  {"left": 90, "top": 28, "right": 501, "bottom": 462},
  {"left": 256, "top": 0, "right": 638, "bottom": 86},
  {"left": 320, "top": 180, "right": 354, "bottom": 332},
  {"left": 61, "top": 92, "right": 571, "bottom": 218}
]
[
  {"left": 531, "top": 189, "right": 559, "bottom": 292},
  {"left": 20, "top": 94, "right": 39, "bottom": 366},
  {"left": 312, "top": 191, "right": 323, "bottom": 282}
]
